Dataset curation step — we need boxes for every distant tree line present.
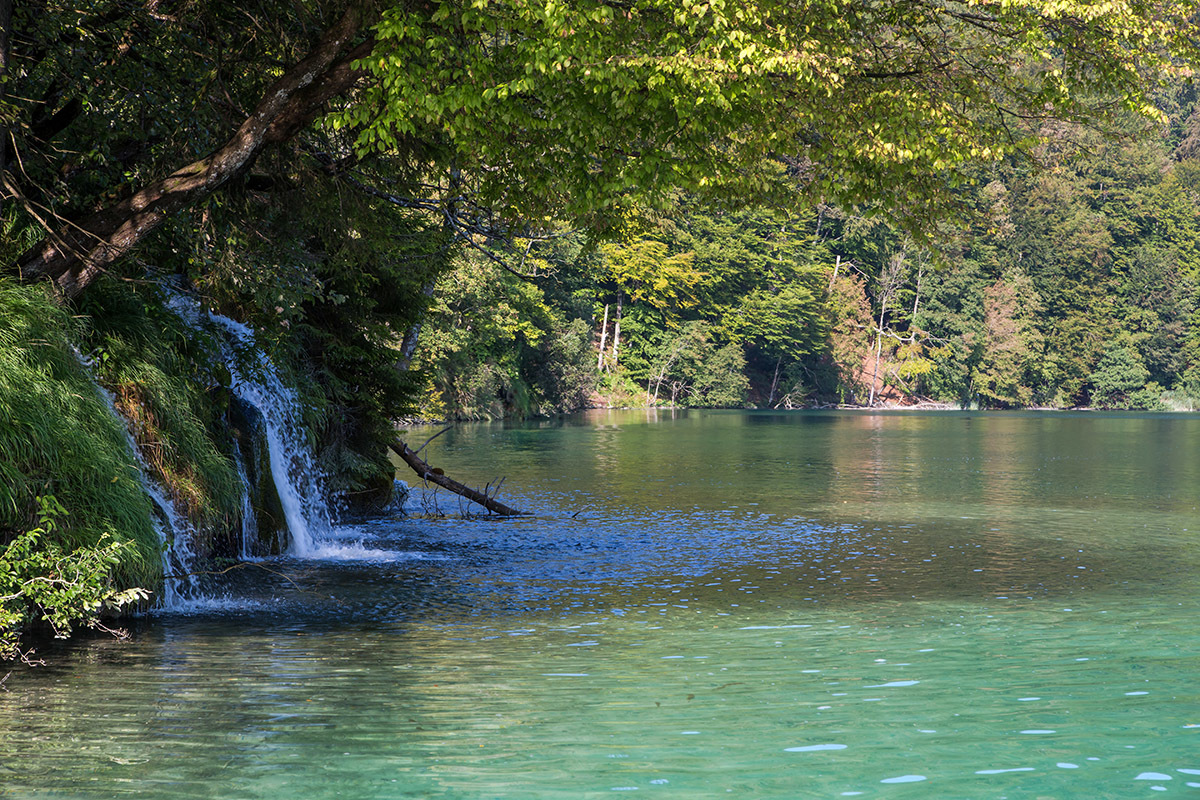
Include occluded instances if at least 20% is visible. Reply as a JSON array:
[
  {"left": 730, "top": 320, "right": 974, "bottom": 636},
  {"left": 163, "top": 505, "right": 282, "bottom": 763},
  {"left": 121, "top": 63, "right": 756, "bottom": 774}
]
[{"left": 416, "top": 86, "right": 1200, "bottom": 415}]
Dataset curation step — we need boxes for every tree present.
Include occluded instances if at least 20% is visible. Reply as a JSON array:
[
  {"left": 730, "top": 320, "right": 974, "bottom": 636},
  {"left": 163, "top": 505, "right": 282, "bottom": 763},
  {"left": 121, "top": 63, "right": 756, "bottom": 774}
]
[
  {"left": 10, "top": 3, "right": 375, "bottom": 296},
  {"left": 679, "top": 206, "right": 829, "bottom": 368},
  {"left": 6, "top": 0, "right": 1197, "bottom": 298},
  {"left": 595, "top": 235, "right": 702, "bottom": 371},
  {"left": 644, "top": 321, "right": 748, "bottom": 407},
  {"left": 973, "top": 269, "right": 1047, "bottom": 407},
  {"left": 1090, "top": 343, "right": 1152, "bottom": 408},
  {"left": 413, "top": 247, "right": 598, "bottom": 419}
]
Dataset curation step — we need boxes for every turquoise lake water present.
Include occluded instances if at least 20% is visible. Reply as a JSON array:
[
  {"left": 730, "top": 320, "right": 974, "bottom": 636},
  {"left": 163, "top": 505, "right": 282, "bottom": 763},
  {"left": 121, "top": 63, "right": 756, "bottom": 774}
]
[{"left": 2, "top": 410, "right": 1198, "bottom": 798}]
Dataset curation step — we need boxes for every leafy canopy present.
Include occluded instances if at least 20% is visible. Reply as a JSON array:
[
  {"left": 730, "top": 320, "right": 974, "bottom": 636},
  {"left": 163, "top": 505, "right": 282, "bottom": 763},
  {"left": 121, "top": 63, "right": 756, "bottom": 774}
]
[{"left": 343, "top": 0, "right": 1198, "bottom": 231}]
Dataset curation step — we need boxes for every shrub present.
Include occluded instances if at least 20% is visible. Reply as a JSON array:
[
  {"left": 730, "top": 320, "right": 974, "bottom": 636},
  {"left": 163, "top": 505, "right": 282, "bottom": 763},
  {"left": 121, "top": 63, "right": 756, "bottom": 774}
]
[{"left": 1, "top": 497, "right": 149, "bottom": 662}]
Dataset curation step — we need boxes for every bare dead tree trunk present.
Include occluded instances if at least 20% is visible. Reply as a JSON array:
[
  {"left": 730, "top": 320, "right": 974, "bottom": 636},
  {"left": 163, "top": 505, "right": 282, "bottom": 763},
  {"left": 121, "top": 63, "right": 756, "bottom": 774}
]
[
  {"left": 390, "top": 440, "right": 527, "bottom": 516},
  {"left": 912, "top": 263, "right": 924, "bottom": 321},
  {"left": 869, "top": 312, "right": 885, "bottom": 407},
  {"left": 12, "top": 5, "right": 373, "bottom": 298},
  {"left": 768, "top": 355, "right": 782, "bottom": 407},
  {"left": 597, "top": 303, "right": 609, "bottom": 371},
  {"left": 611, "top": 290, "right": 623, "bottom": 369},
  {"left": 650, "top": 342, "right": 681, "bottom": 406},
  {"left": 868, "top": 252, "right": 906, "bottom": 407}
]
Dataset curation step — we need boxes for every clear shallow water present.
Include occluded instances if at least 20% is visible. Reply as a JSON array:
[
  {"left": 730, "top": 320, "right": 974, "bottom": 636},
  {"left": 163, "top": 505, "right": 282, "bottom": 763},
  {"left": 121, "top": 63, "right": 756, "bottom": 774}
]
[{"left": 3, "top": 410, "right": 1200, "bottom": 798}]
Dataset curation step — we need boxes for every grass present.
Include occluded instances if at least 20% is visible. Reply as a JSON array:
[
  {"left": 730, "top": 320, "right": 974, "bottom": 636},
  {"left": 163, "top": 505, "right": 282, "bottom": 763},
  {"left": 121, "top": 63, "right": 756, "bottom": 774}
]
[
  {"left": 79, "top": 280, "right": 242, "bottom": 550},
  {"left": 0, "top": 279, "right": 160, "bottom": 588}
]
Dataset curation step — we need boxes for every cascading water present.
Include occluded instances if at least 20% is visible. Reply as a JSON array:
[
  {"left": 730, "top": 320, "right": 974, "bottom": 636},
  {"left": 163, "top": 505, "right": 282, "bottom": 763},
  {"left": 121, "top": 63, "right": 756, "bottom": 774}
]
[
  {"left": 73, "top": 351, "right": 202, "bottom": 608},
  {"left": 163, "top": 292, "right": 353, "bottom": 558},
  {"left": 203, "top": 312, "right": 337, "bottom": 557},
  {"left": 133, "top": 468, "right": 203, "bottom": 609},
  {"left": 66, "top": 290, "right": 401, "bottom": 618},
  {"left": 231, "top": 450, "right": 258, "bottom": 561},
  {"left": 159, "top": 289, "right": 407, "bottom": 565}
]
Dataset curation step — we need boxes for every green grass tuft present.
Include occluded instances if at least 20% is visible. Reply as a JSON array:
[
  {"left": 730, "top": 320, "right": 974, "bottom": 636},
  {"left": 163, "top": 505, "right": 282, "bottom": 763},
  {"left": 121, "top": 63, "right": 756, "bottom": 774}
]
[{"left": 0, "top": 279, "right": 160, "bottom": 587}]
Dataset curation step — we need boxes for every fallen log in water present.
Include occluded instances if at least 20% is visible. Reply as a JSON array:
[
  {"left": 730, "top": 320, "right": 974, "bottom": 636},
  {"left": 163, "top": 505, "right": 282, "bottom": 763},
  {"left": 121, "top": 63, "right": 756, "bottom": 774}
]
[{"left": 389, "top": 439, "right": 527, "bottom": 516}]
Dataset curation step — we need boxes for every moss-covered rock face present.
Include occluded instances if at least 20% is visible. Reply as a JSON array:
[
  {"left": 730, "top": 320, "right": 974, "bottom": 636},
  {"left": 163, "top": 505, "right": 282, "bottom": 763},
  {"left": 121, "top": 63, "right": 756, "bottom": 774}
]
[
  {"left": 2, "top": 266, "right": 412, "bottom": 655},
  {"left": 229, "top": 398, "right": 288, "bottom": 556},
  {"left": 78, "top": 279, "right": 245, "bottom": 562}
]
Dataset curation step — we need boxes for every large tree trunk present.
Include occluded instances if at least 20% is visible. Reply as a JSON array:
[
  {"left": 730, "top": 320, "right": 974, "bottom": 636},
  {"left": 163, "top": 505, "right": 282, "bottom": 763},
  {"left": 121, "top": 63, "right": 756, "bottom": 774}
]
[{"left": 12, "top": 6, "right": 373, "bottom": 298}]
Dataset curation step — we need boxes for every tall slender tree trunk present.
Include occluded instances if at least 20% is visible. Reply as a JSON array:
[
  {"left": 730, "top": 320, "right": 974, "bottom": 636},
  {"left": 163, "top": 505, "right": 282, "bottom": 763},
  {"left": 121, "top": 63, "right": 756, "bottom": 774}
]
[
  {"left": 768, "top": 355, "right": 783, "bottom": 407},
  {"left": 396, "top": 282, "right": 437, "bottom": 372},
  {"left": 611, "top": 291, "right": 623, "bottom": 369},
  {"left": 650, "top": 344, "right": 680, "bottom": 406},
  {"left": 11, "top": 5, "right": 373, "bottom": 298},
  {"left": 869, "top": 306, "right": 886, "bottom": 407},
  {"left": 912, "top": 265, "right": 923, "bottom": 321},
  {"left": 597, "top": 303, "right": 609, "bottom": 371}
]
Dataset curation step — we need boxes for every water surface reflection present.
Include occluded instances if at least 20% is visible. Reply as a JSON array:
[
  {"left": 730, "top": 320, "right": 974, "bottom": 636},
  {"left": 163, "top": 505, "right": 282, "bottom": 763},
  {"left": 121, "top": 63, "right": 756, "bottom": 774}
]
[{"left": 2, "top": 410, "right": 1198, "bottom": 799}]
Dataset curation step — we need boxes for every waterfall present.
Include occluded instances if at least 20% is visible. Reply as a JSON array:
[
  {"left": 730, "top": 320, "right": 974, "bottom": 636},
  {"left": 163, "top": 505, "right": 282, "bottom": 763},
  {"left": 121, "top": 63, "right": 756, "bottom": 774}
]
[
  {"left": 134, "top": 468, "right": 202, "bottom": 609},
  {"left": 73, "top": 352, "right": 202, "bottom": 609},
  {"left": 231, "top": 450, "right": 258, "bottom": 561},
  {"left": 162, "top": 291, "right": 401, "bottom": 564},
  {"left": 163, "top": 292, "right": 345, "bottom": 557},
  {"left": 203, "top": 312, "right": 336, "bottom": 557},
  {"left": 68, "top": 290, "right": 398, "bottom": 615}
]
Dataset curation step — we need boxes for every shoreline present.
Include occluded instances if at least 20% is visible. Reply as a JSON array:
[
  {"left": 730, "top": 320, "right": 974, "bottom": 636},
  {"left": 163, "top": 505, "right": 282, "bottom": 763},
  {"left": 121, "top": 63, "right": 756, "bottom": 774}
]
[{"left": 395, "top": 402, "right": 1200, "bottom": 428}]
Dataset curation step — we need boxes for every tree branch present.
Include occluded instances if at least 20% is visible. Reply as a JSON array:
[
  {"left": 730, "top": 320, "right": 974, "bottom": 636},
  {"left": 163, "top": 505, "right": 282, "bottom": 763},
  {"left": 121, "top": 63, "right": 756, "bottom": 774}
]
[
  {"left": 390, "top": 439, "right": 527, "bottom": 516},
  {"left": 11, "top": 4, "right": 375, "bottom": 298}
]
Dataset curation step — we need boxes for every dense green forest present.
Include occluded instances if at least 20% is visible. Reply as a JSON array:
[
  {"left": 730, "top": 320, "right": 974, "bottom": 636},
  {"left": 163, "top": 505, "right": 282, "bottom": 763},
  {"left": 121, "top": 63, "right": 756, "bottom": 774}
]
[
  {"left": 1, "top": 0, "right": 1197, "bottom": 655},
  {"left": 418, "top": 97, "right": 1200, "bottom": 416}
]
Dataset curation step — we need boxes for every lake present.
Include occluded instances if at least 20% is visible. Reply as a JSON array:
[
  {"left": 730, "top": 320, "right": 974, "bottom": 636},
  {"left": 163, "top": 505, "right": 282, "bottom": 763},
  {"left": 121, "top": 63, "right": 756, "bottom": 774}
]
[{"left": 2, "top": 409, "right": 1199, "bottom": 798}]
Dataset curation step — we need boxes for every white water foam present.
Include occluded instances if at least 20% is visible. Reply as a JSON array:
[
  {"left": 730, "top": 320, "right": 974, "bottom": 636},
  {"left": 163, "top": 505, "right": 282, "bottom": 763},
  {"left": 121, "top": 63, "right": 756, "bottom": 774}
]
[
  {"left": 300, "top": 543, "right": 435, "bottom": 562},
  {"left": 167, "top": 293, "right": 385, "bottom": 560},
  {"left": 231, "top": 448, "right": 258, "bottom": 561},
  {"left": 201, "top": 310, "right": 335, "bottom": 556},
  {"left": 155, "top": 595, "right": 268, "bottom": 615}
]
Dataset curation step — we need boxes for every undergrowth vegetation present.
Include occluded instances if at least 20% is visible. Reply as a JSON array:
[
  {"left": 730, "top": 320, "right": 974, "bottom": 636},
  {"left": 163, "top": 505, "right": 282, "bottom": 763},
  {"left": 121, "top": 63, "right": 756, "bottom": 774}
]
[
  {"left": 77, "top": 279, "right": 244, "bottom": 556},
  {"left": 1, "top": 497, "right": 149, "bottom": 663},
  {"left": 0, "top": 280, "right": 160, "bottom": 655}
]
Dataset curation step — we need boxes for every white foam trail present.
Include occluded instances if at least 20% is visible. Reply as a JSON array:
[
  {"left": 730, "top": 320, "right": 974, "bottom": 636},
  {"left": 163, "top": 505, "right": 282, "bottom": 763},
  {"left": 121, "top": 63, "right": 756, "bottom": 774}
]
[{"left": 155, "top": 595, "right": 269, "bottom": 615}]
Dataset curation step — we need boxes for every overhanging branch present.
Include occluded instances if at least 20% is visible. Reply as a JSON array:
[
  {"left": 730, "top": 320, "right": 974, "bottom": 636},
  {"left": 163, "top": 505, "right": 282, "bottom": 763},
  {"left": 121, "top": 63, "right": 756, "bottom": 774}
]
[{"left": 390, "top": 439, "right": 527, "bottom": 516}]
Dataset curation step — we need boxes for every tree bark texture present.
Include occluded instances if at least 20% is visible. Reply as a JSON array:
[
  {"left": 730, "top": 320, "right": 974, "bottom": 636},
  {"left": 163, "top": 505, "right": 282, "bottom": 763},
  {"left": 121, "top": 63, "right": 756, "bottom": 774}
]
[
  {"left": 597, "top": 303, "right": 609, "bottom": 371},
  {"left": 611, "top": 291, "right": 623, "bottom": 367},
  {"left": 0, "top": 0, "right": 12, "bottom": 191},
  {"left": 390, "top": 440, "right": 528, "bottom": 517},
  {"left": 395, "top": 282, "right": 436, "bottom": 372},
  {"left": 13, "top": 5, "right": 373, "bottom": 298}
]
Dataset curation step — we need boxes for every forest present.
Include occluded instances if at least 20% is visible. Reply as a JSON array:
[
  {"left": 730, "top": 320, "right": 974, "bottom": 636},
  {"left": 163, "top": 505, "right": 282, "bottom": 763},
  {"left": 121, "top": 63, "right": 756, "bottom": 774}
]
[
  {"left": 1, "top": 0, "right": 1197, "bottom": 655},
  {"left": 419, "top": 100, "right": 1200, "bottom": 418}
]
